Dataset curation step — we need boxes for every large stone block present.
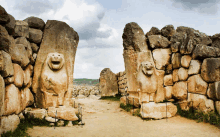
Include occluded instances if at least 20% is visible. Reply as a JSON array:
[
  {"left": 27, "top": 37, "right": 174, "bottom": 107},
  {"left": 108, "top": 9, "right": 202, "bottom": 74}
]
[
  {"left": 148, "top": 35, "right": 170, "bottom": 49},
  {"left": 155, "top": 70, "right": 165, "bottom": 103},
  {"left": 21, "top": 88, "right": 34, "bottom": 111},
  {"left": 171, "top": 53, "right": 181, "bottom": 69},
  {"left": 4, "top": 14, "right": 15, "bottom": 35},
  {"left": 0, "top": 114, "right": 20, "bottom": 134},
  {"left": 164, "top": 86, "right": 172, "bottom": 100},
  {"left": 173, "top": 69, "right": 179, "bottom": 82},
  {"left": 13, "top": 63, "right": 24, "bottom": 88},
  {"left": 4, "top": 84, "right": 21, "bottom": 115},
  {"left": 187, "top": 75, "right": 208, "bottom": 95},
  {"left": 33, "top": 20, "right": 79, "bottom": 108},
  {"left": 161, "top": 25, "right": 176, "bottom": 39},
  {"left": 192, "top": 44, "right": 220, "bottom": 59},
  {"left": 201, "top": 58, "right": 220, "bottom": 82},
  {"left": 28, "top": 28, "right": 43, "bottom": 44},
  {"left": 15, "top": 37, "right": 33, "bottom": 60},
  {"left": 0, "top": 25, "right": 10, "bottom": 52},
  {"left": 152, "top": 48, "right": 171, "bottom": 70},
  {"left": 13, "top": 20, "right": 29, "bottom": 38},
  {"left": 216, "top": 101, "right": 220, "bottom": 115},
  {"left": 0, "top": 50, "right": 14, "bottom": 78},
  {"left": 170, "top": 42, "right": 180, "bottom": 53},
  {"left": 181, "top": 55, "right": 191, "bottom": 68},
  {"left": 145, "top": 27, "right": 161, "bottom": 36},
  {"left": 187, "top": 93, "right": 214, "bottom": 113},
  {"left": 30, "top": 43, "right": 39, "bottom": 53},
  {"left": 24, "top": 16, "right": 45, "bottom": 30},
  {"left": 24, "top": 108, "right": 47, "bottom": 119},
  {"left": 0, "top": 5, "right": 10, "bottom": 23},
  {"left": 188, "top": 60, "right": 201, "bottom": 76},
  {"left": 141, "top": 102, "right": 177, "bottom": 119},
  {"left": 164, "top": 74, "right": 173, "bottom": 86},
  {"left": 48, "top": 106, "right": 78, "bottom": 121},
  {"left": 0, "top": 75, "right": 5, "bottom": 116},
  {"left": 178, "top": 67, "right": 188, "bottom": 81},
  {"left": 207, "top": 81, "right": 220, "bottom": 100},
  {"left": 211, "top": 33, "right": 220, "bottom": 49},
  {"left": 23, "top": 64, "right": 33, "bottom": 87},
  {"left": 173, "top": 81, "right": 187, "bottom": 100}
]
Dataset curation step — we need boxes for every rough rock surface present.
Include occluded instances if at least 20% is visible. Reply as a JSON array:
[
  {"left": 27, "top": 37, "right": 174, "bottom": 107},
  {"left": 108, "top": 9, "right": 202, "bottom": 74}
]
[
  {"left": 207, "top": 81, "right": 220, "bottom": 100},
  {"left": 0, "top": 114, "right": 20, "bottom": 134},
  {"left": 171, "top": 53, "right": 181, "bottom": 69},
  {"left": 28, "top": 28, "right": 43, "bottom": 44},
  {"left": 141, "top": 102, "right": 177, "bottom": 119},
  {"left": 155, "top": 70, "right": 165, "bottom": 103},
  {"left": 152, "top": 48, "right": 171, "bottom": 70},
  {"left": 216, "top": 101, "right": 220, "bottom": 115},
  {"left": 170, "top": 42, "right": 180, "bottom": 53},
  {"left": 145, "top": 27, "right": 161, "bottom": 36},
  {"left": 148, "top": 35, "right": 170, "bottom": 49},
  {"left": 13, "top": 20, "right": 29, "bottom": 38},
  {"left": 25, "top": 108, "right": 47, "bottom": 119},
  {"left": 99, "top": 68, "right": 118, "bottom": 97},
  {"left": 13, "top": 63, "right": 24, "bottom": 88},
  {"left": 188, "top": 93, "right": 214, "bottom": 113},
  {"left": 181, "top": 55, "right": 191, "bottom": 68},
  {"left": 24, "top": 16, "right": 45, "bottom": 30},
  {"left": 201, "top": 58, "right": 220, "bottom": 82},
  {"left": 178, "top": 67, "right": 188, "bottom": 81},
  {"left": 173, "top": 81, "right": 187, "bottom": 100},
  {"left": 164, "top": 74, "right": 173, "bottom": 86},
  {"left": 4, "top": 14, "right": 15, "bottom": 35},
  {"left": 0, "top": 75, "right": 5, "bottom": 116},
  {"left": 48, "top": 106, "right": 78, "bottom": 121},
  {"left": 188, "top": 60, "right": 201, "bottom": 75},
  {"left": 161, "top": 25, "right": 176, "bottom": 40},
  {"left": 21, "top": 88, "right": 34, "bottom": 111},
  {"left": 192, "top": 44, "right": 220, "bottom": 59},
  {"left": 164, "top": 86, "right": 172, "bottom": 100},
  {"left": 0, "top": 5, "right": 10, "bottom": 24},
  {"left": 24, "top": 64, "right": 33, "bottom": 86},
  {"left": 0, "top": 25, "right": 10, "bottom": 52},
  {"left": 15, "top": 36, "right": 32, "bottom": 60},
  {"left": 211, "top": 33, "right": 220, "bottom": 49},
  {"left": 187, "top": 75, "right": 208, "bottom": 95},
  {"left": 33, "top": 20, "right": 79, "bottom": 108},
  {"left": 30, "top": 43, "right": 39, "bottom": 53},
  {"left": 173, "top": 69, "right": 179, "bottom": 82},
  {"left": 0, "top": 50, "right": 14, "bottom": 78}
]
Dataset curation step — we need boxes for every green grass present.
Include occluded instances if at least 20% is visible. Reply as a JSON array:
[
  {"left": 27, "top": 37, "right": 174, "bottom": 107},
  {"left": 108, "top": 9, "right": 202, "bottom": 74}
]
[
  {"left": 72, "top": 113, "right": 82, "bottom": 125},
  {"left": 99, "top": 94, "right": 122, "bottom": 101},
  {"left": 176, "top": 104, "right": 220, "bottom": 127},
  {"left": 120, "top": 103, "right": 133, "bottom": 112}
]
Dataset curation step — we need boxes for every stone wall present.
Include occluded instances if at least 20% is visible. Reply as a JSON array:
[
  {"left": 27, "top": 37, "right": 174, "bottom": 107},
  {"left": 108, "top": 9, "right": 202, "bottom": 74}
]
[
  {"left": 120, "top": 22, "right": 220, "bottom": 117},
  {"left": 116, "top": 71, "right": 128, "bottom": 96}
]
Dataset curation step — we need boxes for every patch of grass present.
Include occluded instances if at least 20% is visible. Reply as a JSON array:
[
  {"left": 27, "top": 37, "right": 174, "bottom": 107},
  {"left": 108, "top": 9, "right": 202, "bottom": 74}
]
[
  {"left": 132, "top": 108, "right": 141, "bottom": 117},
  {"left": 176, "top": 104, "right": 220, "bottom": 127},
  {"left": 120, "top": 103, "right": 133, "bottom": 112},
  {"left": 99, "top": 94, "right": 122, "bottom": 101},
  {"left": 72, "top": 113, "right": 82, "bottom": 125}
]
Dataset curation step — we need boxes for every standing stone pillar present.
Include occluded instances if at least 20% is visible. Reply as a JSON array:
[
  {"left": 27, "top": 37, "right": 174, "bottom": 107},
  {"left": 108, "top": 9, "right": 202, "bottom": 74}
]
[{"left": 32, "top": 20, "right": 79, "bottom": 108}]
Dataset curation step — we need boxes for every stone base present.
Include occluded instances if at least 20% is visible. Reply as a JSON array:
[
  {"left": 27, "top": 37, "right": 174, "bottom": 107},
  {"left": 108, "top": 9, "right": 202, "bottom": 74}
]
[
  {"left": 77, "top": 95, "right": 86, "bottom": 99},
  {"left": 24, "top": 108, "right": 47, "bottom": 119},
  {"left": 141, "top": 102, "right": 177, "bottom": 119}
]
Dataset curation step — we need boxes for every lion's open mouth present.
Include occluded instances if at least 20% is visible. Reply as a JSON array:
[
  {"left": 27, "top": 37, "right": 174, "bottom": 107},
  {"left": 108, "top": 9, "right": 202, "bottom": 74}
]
[{"left": 52, "top": 60, "right": 60, "bottom": 65}]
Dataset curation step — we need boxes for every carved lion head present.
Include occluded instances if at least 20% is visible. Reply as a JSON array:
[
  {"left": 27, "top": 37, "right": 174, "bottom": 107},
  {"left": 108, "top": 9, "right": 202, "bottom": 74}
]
[
  {"left": 47, "top": 52, "right": 65, "bottom": 70},
  {"left": 141, "top": 61, "right": 154, "bottom": 76}
]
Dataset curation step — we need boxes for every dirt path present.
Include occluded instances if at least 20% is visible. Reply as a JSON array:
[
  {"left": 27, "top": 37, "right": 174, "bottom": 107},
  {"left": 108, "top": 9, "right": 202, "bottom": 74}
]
[{"left": 27, "top": 98, "right": 220, "bottom": 137}]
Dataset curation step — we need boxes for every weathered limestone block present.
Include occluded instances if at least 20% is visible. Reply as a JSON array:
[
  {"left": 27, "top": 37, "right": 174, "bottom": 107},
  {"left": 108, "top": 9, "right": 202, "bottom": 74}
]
[
  {"left": 188, "top": 60, "right": 201, "bottom": 75},
  {"left": 8, "top": 36, "right": 30, "bottom": 68},
  {"left": 201, "top": 58, "right": 220, "bottom": 82},
  {"left": 152, "top": 48, "right": 171, "bottom": 70},
  {"left": 0, "top": 50, "right": 14, "bottom": 78},
  {"left": 45, "top": 116, "right": 58, "bottom": 123},
  {"left": 0, "top": 5, "right": 10, "bottom": 24},
  {"left": 171, "top": 53, "right": 181, "bottom": 69},
  {"left": 165, "top": 86, "right": 172, "bottom": 100},
  {"left": 24, "top": 16, "right": 45, "bottom": 30},
  {"left": 4, "top": 14, "right": 15, "bottom": 35},
  {"left": 0, "top": 75, "right": 5, "bottom": 116},
  {"left": 187, "top": 75, "right": 208, "bottom": 95},
  {"left": 0, "top": 114, "right": 20, "bottom": 134},
  {"left": 173, "top": 69, "right": 179, "bottom": 82},
  {"left": 207, "top": 81, "right": 220, "bottom": 100},
  {"left": 21, "top": 88, "right": 34, "bottom": 111},
  {"left": 4, "top": 76, "right": 14, "bottom": 85},
  {"left": 28, "top": 28, "right": 43, "bottom": 44},
  {"left": 24, "top": 64, "right": 33, "bottom": 86},
  {"left": 211, "top": 33, "right": 220, "bottom": 49},
  {"left": 216, "top": 101, "right": 220, "bottom": 115},
  {"left": 173, "top": 81, "right": 187, "bottom": 100},
  {"left": 164, "top": 74, "right": 173, "bottom": 86},
  {"left": 13, "top": 20, "right": 29, "bottom": 38},
  {"left": 188, "top": 93, "right": 214, "bottom": 113},
  {"left": 192, "top": 44, "right": 220, "bottom": 59},
  {"left": 141, "top": 102, "right": 177, "bottom": 119},
  {"left": 161, "top": 25, "right": 176, "bottom": 39},
  {"left": 30, "top": 43, "right": 39, "bottom": 53},
  {"left": 0, "top": 25, "right": 10, "bottom": 52},
  {"left": 155, "top": 70, "right": 165, "bottom": 103},
  {"left": 25, "top": 108, "right": 47, "bottom": 119},
  {"left": 146, "top": 27, "right": 161, "bottom": 36},
  {"left": 148, "top": 35, "right": 170, "bottom": 49},
  {"left": 181, "top": 55, "right": 191, "bottom": 68},
  {"left": 13, "top": 63, "right": 24, "bottom": 88},
  {"left": 170, "top": 42, "right": 180, "bottom": 53},
  {"left": 99, "top": 68, "right": 118, "bottom": 97},
  {"left": 178, "top": 67, "right": 188, "bottom": 81},
  {"left": 4, "top": 84, "right": 21, "bottom": 115},
  {"left": 33, "top": 20, "right": 79, "bottom": 108},
  {"left": 48, "top": 106, "right": 78, "bottom": 121},
  {"left": 15, "top": 37, "right": 32, "bottom": 60}
]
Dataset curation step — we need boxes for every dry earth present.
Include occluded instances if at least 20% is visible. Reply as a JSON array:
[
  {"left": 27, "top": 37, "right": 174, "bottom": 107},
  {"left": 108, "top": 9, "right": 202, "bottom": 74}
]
[{"left": 27, "top": 98, "right": 220, "bottom": 137}]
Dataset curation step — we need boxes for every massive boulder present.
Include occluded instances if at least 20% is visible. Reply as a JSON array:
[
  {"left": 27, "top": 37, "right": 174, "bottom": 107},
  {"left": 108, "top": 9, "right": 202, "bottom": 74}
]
[
  {"left": 192, "top": 44, "right": 220, "bottom": 59},
  {"left": 188, "top": 60, "right": 201, "bottom": 75},
  {"left": 24, "top": 16, "right": 45, "bottom": 30},
  {"left": 0, "top": 75, "right": 5, "bottom": 116},
  {"left": 201, "top": 58, "right": 220, "bottom": 82},
  {"left": 173, "top": 81, "right": 187, "bottom": 100},
  {"left": 211, "top": 33, "right": 220, "bottom": 49},
  {"left": 171, "top": 53, "right": 181, "bottom": 69},
  {"left": 148, "top": 35, "right": 170, "bottom": 49},
  {"left": 28, "top": 28, "right": 43, "bottom": 44},
  {"left": 13, "top": 20, "right": 29, "bottom": 38},
  {"left": 0, "top": 5, "right": 10, "bottom": 24},
  {"left": 0, "top": 114, "right": 20, "bottom": 134},
  {"left": 146, "top": 27, "right": 161, "bottom": 36},
  {"left": 33, "top": 20, "right": 79, "bottom": 108},
  {"left": 161, "top": 25, "right": 176, "bottom": 40},
  {"left": 181, "top": 55, "right": 191, "bottom": 68},
  {"left": 0, "top": 25, "right": 10, "bottom": 52},
  {"left": 99, "top": 68, "right": 118, "bottom": 97},
  {"left": 187, "top": 75, "right": 208, "bottom": 95},
  {"left": 0, "top": 50, "right": 14, "bottom": 78},
  {"left": 207, "top": 81, "right": 220, "bottom": 101},
  {"left": 152, "top": 48, "right": 171, "bottom": 70},
  {"left": 154, "top": 70, "right": 165, "bottom": 102},
  {"left": 3, "top": 14, "right": 15, "bottom": 35}
]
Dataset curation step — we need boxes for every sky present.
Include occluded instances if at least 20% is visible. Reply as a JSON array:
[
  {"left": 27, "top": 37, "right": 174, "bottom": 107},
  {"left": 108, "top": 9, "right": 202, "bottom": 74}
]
[{"left": 1, "top": 0, "right": 220, "bottom": 79}]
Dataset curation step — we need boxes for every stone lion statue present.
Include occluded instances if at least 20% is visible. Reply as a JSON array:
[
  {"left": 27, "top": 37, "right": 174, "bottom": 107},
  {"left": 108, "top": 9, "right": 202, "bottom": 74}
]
[{"left": 40, "top": 52, "right": 68, "bottom": 108}]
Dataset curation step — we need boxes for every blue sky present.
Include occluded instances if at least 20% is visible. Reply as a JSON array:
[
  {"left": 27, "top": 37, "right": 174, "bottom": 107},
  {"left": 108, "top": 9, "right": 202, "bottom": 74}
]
[{"left": 1, "top": 0, "right": 220, "bottom": 78}]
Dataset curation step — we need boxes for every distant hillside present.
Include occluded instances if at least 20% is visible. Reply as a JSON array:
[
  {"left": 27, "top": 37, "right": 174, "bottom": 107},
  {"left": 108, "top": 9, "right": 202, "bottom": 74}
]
[{"left": 73, "top": 78, "right": 99, "bottom": 85}]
